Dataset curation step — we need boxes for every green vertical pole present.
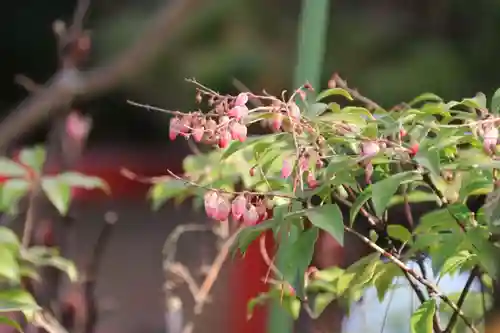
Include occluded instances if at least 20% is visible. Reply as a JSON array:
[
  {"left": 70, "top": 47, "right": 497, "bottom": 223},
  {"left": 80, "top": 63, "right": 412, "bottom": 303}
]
[{"left": 267, "top": 1, "right": 330, "bottom": 333}]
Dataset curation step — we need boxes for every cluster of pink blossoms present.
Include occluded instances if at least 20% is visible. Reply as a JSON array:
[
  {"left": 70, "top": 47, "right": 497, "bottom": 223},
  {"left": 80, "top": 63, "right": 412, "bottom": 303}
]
[
  {"left": 169, "top": 92, "right": 250, "bottom": 148},
  {"left": 280, "top": 149, "right": 324, "bottom": 190},
  {"left": 204, "top": 191, "right": 273, "bottom": 225}
]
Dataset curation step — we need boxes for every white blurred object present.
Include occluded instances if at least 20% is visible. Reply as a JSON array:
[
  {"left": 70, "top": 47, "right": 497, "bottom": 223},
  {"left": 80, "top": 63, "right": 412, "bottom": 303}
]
[{"left": 341, "top": 257, "right": 483, "bottom": 333}]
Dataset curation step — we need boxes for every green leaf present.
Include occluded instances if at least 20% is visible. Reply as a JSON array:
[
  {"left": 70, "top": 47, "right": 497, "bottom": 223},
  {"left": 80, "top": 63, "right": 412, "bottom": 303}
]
[
  {"left": 491, "top": 87, "right": 500, "bottom": 114},
  {"left": 0, "top": 289, "right": 39, "bottom": 319},
  {"left": 410, "top": 299, "right": 436, "bottom": 333},
  {"left": 232, "top": 218, "right": 281, "bottom": 256},
  {"left": 58, "top": 172, "right": 109, "bottom": 193},
  {"left": 0, "top": 227, "right": 20, "bottom": 252},
  {"left": 440, "top": 250, "right": 473, "bottom": 278},
  {"left": 0, "top": 159, "right": 26, "bottom": 178},
  {"left": 41, "top": 177, "right": 71, "bottom": 215},
  {"left": 42, "top": 256, "right": 78, "bottom": 282},
  {"left": 371, "top": 171, "right": 422, "bottom": 217},
  {"left": 0, "top": 315, "right": 23, "bottom": 332},
  {"left": 282, "top": 227, "right": 318, "bottom": 296},
  {"left": 316, "top": 88, "right": 353, "bottom": 102},
  {"left": 148, "top": 179, "right": 187, "bottom": 210},
  {"left": 281, "top": 295, "right": 301, "bottom": 320},
  {"left": 373, "top": 262, "right": 402, "bottom": 302},
  {"left": 414, "top": 147, "right": 441, "bottom": 177},
  {"left": 0, "top": 179, "right": 30, "bottom": 215},
  {"left": 0, "top": 246, "right": 19, "bottom": 282},
  {"left": 305, "top": 102, "right": 328, "bottom": 118},
  {"left": 349, "top": 187, "right": 372, "bottom": 226},
  {"left": 462, "top": 92, "right": 487, "bottom": 109},
  {"left": 305, "top": 204, "right": 344, "bottom": 245},
  {"left": 308, "top": 293, "right": 335, "bottom": 319},
  {"left": 386, "top": 225, "right": 412, "bottom": 243},
  {"left": 466, "top": 226, "right": 498, "bottom": 277},
  {"left": 18, "top": 146, "right": 46, "bottom": 173},
  {"left": 408, "top": 93, "right": 442, "bottom": 106}
]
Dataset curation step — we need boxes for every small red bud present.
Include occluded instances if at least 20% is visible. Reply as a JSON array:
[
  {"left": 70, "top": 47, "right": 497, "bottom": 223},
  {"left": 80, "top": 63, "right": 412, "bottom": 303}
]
[
  {"left": 249, "top": 166, "right": 256, "bottom": 176},
  {"left": 307, "top": 172, "right": 319, "bottom": 189},
  {"left": 409, "top": 143, "right": 419, "bottom": 156},
  {"left": 192, "top": 127, "right": 205, "bottom": 142},
  {"left": 327, "top": 78, "right": 336, "bottom": 89},
  {"left": 229, "top": 122, "right": 247, "bottom": 142},
  {"left": 399, "top": 129, "right": 407, "bottom": 138}
]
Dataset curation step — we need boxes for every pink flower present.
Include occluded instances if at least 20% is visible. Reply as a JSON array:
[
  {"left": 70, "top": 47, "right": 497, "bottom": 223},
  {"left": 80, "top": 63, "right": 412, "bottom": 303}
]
[
  {"left": 361, "top": 141, "right": 380, "bottom": 157},
  {"left": 234, "top": 93, "right": 249, "bottom": 107},
  {"left": 218, "top": 130, "right": 232, "bottom": 148},
  {"left": 281, "top": 159, "right": 293, "bottom": 178},
  {"left": 192, "top": 127, "right": 205, "bottom": 142},
  {"left": 231, "top": 195, "right": 247, "bottom": 220},
  {"left": 214, "top": 196, "right": 231, "bottom": 221},
  {"left": 230, "top": 122, "right": 247, "bottom": 142},
  {"left": 272, "top": 113, "right": 283, "bottom": 131},
  {"left": 299, "top": 156, "right": 309, "bottom": 172},
  {"left": 228, "top": 105, "right": 249, "bottom": 120},
  {"left": 483, "top": 126, "right": 499, "bottom": 155},
  {"left": 66, "top": 112, "right": 91, "bottom": 141},
  {"left": 204, "top": 191, "right": 219, "bottom": 218},
  {"left": 243, "top": 204, "right": 259, "bottom": 226},
  {"left": 307, "top": 172, "right": 319, "bottom": 189},
  {"left": 169, "top": 117, "right": 181, "bottom": 140}
]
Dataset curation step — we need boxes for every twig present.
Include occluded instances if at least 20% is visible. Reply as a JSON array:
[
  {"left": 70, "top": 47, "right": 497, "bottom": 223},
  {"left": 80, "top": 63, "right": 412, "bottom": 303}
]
[
  {"left": 193, "top": 227, "right": 242, "bottom": 314},
  {"left": 444, "top": 266, "right": 480, "bottom": 333},
  {"left": 332, "top": 74, "right": 382, "bottom": 111},
  {"left": 0, "top": 0, "right": 203, "bottom": 152},
  {"left": 33, "top": 310, "right": 69, "bottom": 333},
  {"left": 344, "top": 225, "right": 478, "bottom": 333}
]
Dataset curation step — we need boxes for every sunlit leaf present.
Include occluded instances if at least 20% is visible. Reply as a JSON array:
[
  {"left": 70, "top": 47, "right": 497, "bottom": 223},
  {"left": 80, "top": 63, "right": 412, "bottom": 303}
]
[
  {"left": 371, "top": 171, "right": 422, "bottom": 217},
  {"left": 316, "top": 88, "right": 353, "bottom": 102},
  {"left": 18, "top": 146, "right": 46, "bottom": 174},
  {"left": 0, "top": 159, "right": 26, "bottom": 178},
  {"left": 41, "top": 177, "right": 71, "bottom": 216},
  {"left": 387, "top": 225, "right": 412, "bottom": 243},
  {"left": 410, "top": 299, "right": 436, "bottom": 333},
  {"left": 305, "top": 204, "right": 344, "bottom": 245},
  {"left": 491, "top": 87, "right": 500, "bottom": 114}
]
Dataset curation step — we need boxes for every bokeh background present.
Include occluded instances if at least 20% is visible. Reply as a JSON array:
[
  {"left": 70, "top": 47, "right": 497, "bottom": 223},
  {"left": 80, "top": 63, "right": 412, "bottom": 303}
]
[{"left": 0, "top": 0, "right": 499, "bottom": 333}]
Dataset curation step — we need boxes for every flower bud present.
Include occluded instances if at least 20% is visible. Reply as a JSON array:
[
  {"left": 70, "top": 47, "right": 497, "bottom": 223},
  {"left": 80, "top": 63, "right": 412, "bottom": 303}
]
[
  {"left": 66, "top": 112, "right": 91, "bottom": 142},
  {"left": 243, "top": 204, "right": 259, "bottom": 226},
  {"left": 299, "top": 156, "right": 309, "bottom": 172},
  {"left": 272, "top": 113, "right": 283, "bottom": 131},
  {"left": 214, "top": 196, "right": 231, "bottom": 221},
  {"left": 192, "top": 127, "right": 205, "bottom": 142},
  {"left": 307, "top": 172, "right": 319, "bottom": 189},
  {"left": 228, "top": 105, "right": 249, "bottom": 120},
  {"left": 169, "top": 117, "right": 181, "bottom": 140},
  {"left": 230, "top": 122, "right": 247, "bottom": 142},
  {"left": 281, "top": 160, "right": 293, "bottom": 179},
  {"left": 218, "top": 130, "right": 232, "bottom": 148},
  {"left": 361, "top": 141, "right": 380, "bottom": 157},
  {"left": 231, "top": 195, "right": 247, "bottom": 220},
  {"left": 234, "top": 93, "right": 249, "bottom": 107},
  {"left": 204, "top": 191, "right": 219, "bottom": 218}
]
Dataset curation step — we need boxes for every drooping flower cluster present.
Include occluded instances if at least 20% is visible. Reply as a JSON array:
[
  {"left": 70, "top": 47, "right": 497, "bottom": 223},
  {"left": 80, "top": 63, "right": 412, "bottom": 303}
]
[
  {"left": 204, "top": 190, "right": 272, "bottom": 226},
  {"left": 169, "top": 92, "right": 249, "bottom": 148}
]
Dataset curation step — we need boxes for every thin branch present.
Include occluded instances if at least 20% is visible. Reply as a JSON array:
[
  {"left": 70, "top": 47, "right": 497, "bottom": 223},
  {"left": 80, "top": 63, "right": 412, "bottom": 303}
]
[
  {"left": 332, "top": 74, "right": 382, "bottom": 111},
  {"left": 0, "top": 0, "right": 202, "bottom": 152},
  {"left": 444, "top": 266, "right": 480, "bottom": 333},
  {"left": 344, "top": 225, "right": 478, "bottom": 333}
]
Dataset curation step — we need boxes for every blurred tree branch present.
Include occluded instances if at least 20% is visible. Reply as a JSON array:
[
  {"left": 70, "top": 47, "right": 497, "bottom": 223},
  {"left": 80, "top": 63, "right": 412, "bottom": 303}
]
[{"left": 0, "top": 0, "right": 202, "bottom": 152}]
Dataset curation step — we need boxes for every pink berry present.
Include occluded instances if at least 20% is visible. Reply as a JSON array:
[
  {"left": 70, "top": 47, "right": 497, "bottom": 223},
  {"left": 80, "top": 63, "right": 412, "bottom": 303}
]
[
  {"left": 243, "top": 204, "right": 259, "bottom": 226},
  {"left": 281, "top": 159, "right": 293, "bottom": 179},
  {"left": 231, "top": 195, "right": 247, "bottom": 220},
  {"left": 234, "top": 93, "right": 249, "bottom": 107}
]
